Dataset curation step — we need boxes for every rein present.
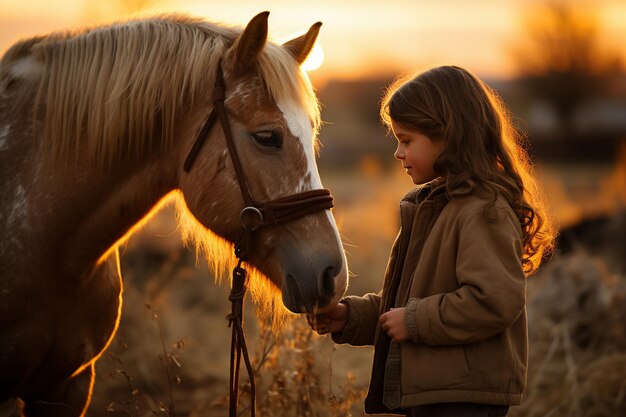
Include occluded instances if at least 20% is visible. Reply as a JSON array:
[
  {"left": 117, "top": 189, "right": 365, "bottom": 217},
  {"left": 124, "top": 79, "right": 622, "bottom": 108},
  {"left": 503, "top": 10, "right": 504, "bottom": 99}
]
[{"left": 183, "top": 63, "right": 334, "bottom": 417}]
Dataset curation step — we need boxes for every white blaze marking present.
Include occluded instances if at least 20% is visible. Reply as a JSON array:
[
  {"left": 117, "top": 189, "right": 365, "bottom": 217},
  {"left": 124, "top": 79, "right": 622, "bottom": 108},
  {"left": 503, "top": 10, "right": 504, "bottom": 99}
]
[
  {"left": 277, "top": 101, "right": 322, "bottom": 190},
  {"left": 277, "top": 100, "right": 348, "bottom": 293}
]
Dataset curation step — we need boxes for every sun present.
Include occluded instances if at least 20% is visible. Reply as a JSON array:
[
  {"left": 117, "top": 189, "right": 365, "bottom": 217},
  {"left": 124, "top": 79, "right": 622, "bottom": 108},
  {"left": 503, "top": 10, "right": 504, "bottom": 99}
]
[
  {"left": 301, "top": 41, "right": 324, "bottom": 72},
  {"left": 280, "top": 31, "right": 324, "bottom": 72}
]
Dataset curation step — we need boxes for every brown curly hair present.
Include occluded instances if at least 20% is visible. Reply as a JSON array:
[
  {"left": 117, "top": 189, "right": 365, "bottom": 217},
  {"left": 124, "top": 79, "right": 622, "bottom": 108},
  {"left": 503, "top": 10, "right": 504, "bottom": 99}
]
[{"left": 381, "top": 66, "right": 556, "bottom": 275}]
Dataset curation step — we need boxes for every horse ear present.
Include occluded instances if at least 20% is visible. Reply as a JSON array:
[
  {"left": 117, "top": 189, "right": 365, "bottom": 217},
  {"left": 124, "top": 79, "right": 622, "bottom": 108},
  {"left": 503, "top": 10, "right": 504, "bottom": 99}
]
[
  {"left": 283, "top": 22, "right": 322, "bottom": 65},
  {"left": 227, "top": 11, "right": 269, "bottom": 77}
]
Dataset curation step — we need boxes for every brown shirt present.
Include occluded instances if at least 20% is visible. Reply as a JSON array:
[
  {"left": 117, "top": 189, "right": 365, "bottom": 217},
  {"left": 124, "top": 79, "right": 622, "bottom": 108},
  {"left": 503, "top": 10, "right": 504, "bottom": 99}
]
[{"left": 333, "top": 180, "right": 527, "bottom": 414}]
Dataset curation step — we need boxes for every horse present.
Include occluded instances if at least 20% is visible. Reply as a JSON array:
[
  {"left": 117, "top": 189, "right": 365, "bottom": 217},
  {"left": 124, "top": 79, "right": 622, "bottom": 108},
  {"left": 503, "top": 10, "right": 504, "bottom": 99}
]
[{"left": 0, "top": 12, "right": 348, "bottom": 416}]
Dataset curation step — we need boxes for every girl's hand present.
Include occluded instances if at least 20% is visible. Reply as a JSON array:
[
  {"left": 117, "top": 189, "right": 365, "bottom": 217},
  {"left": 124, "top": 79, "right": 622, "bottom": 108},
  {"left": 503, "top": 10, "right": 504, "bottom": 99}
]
[
  {"left": 306, "top": 303, "right": 348, "bottom": 335},
  {"left": 379, "top": 307, "right": 408, "bottom": 342}
]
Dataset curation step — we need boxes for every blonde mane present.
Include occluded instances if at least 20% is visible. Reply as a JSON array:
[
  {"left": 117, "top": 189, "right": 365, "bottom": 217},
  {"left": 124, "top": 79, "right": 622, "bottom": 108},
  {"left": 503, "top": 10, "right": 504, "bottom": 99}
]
[
  {"left": 173, "top": 192, "right": 291, "bottom": 327},
  {"left": 25, "top": 14, "right": 320, "bottom": 167},
  {"left": 18, "top": 14, "right": 322, "bottom": 323}
]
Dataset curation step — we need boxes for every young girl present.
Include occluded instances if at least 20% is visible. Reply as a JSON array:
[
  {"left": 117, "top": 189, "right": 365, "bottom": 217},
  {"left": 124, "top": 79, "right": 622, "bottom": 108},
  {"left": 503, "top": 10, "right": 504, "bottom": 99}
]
[{"left": 308, "top": 66, "right": 555, "bottom": 417}]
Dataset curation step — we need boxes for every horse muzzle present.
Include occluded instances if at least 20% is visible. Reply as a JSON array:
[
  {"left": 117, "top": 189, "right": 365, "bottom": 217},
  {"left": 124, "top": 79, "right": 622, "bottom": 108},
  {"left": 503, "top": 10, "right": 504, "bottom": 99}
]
[{"left": 280, "top": 257, "right": 347, "bottom": 313}]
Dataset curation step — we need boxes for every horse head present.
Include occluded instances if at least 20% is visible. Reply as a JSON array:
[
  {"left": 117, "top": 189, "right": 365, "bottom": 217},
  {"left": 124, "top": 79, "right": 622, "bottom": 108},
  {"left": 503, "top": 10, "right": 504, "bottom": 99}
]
[{"left": 178, "top": 12, "right": 348, "bottom": 314}]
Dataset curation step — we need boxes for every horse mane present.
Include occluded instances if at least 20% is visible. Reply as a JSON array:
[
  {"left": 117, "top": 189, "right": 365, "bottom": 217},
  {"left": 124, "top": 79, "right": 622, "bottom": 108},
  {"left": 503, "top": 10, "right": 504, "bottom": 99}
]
[
  {"left": 26, "top": 14, "right": 320, "bottom": 167},
  {"left": 15, "top": 15, "right": 320, "bottom": 323},
  {"left": 173, "top": 192, "right": 291, "bottom": 327}
]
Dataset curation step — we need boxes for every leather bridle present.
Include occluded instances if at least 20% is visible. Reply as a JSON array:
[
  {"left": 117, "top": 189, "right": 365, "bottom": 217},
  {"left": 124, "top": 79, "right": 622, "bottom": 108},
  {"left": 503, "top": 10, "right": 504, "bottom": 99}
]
[{"left": 183, "top": 63, "right": 334, "bottom": 417}]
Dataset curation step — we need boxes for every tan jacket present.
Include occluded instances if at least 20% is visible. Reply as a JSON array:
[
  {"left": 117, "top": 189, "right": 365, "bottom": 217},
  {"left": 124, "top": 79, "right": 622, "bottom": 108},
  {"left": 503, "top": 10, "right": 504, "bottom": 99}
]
[{"left": 333, "top": 180, "right": 527, "bottom": 414}]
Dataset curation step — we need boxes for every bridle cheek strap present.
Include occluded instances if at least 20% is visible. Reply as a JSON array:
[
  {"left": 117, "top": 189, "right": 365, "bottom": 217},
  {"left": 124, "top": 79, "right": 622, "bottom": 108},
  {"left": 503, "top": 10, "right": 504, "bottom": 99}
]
[
  {"left": 183, "top": 63, "right": 334, "bottom": 417},
  {"left": 183, "top": 63, "right": 333, "bottom": 228}
]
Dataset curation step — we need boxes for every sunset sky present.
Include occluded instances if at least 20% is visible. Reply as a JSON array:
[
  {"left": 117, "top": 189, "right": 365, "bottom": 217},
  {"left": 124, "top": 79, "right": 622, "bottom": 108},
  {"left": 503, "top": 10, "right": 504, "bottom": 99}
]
[{"left": 1, "top": 0, "right": 626, "bottom": 84}]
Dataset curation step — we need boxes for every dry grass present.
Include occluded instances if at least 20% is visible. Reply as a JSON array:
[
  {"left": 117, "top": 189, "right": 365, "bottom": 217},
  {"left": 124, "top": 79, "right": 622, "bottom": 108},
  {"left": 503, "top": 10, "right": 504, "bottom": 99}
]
[
  {"left": 1, "top": 163, "right": 624, "bottom": 417},
  {"left": 78, "top": 165, "right": 410, "bottom": 417},
  {"left": 513, "top": 250, "right": 626, "bottom": 417},
  {"left": 83, "top": 165, "right": 626, "bottom": 417},
  {"left": 231, "top": 317, "right": 366, "bottom": 417}
]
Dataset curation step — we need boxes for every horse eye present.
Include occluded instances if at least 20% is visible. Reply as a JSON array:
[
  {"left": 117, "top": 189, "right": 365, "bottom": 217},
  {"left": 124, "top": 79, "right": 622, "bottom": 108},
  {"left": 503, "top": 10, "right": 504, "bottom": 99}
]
[{"left": 252, "top": 130, "right": 283, "bottom": 149}]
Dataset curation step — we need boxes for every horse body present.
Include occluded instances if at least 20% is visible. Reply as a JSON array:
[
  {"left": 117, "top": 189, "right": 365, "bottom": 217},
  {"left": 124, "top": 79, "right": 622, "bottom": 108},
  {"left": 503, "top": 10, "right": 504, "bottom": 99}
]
[
  {"left": 0, "top": 13, "right": 347, "bottom": 416},
  {"left": 0, "top": 67, "right": 174, "bottom": 409}
]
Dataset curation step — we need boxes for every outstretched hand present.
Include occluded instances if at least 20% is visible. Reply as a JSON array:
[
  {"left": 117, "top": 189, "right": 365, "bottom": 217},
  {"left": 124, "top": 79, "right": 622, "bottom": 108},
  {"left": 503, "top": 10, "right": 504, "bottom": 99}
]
[
  {"left": 306, "top": 302, "right": 348, "bottom": 335},
  {"left": 379, "top": 307, "right": 408, "bottom": 342}
]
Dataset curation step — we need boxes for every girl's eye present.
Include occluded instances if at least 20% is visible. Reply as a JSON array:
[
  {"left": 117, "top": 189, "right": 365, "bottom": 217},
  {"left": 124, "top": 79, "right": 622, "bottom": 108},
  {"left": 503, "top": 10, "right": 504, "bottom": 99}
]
[{"left": 252, "top": 130, "right": 283, "bottom": 149}]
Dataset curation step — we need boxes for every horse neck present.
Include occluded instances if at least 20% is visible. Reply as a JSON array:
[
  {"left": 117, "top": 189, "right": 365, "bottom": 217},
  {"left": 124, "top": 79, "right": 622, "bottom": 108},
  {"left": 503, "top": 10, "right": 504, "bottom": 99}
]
[{"left": 36, "top": 152, "right": 180, "bottom": 280}]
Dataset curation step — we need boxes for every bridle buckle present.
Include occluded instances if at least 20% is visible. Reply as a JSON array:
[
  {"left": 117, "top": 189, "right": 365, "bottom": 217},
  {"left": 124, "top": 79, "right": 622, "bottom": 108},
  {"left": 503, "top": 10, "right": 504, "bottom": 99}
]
[{"left": 240, "top": 206, "right": 264, "bottom": 231}]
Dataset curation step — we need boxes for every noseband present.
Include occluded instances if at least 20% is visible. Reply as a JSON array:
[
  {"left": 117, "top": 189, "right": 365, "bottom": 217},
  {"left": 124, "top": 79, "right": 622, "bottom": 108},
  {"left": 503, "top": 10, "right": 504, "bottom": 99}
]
[{"left": 183, "top": 63, "right": 334, "bottom": 417}]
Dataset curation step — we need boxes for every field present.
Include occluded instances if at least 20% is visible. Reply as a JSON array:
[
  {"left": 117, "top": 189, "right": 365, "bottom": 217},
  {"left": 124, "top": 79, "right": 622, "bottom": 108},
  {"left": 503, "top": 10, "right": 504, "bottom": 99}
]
[{"left": 1, "top": 157, "right": 625, "bottom": 417}]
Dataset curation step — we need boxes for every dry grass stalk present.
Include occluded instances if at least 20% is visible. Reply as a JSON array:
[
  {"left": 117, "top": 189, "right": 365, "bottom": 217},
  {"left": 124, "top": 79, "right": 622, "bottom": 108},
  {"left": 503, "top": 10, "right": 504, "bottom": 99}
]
[{"left": 513, "top": 250, "right": 626, "bottom": 417}]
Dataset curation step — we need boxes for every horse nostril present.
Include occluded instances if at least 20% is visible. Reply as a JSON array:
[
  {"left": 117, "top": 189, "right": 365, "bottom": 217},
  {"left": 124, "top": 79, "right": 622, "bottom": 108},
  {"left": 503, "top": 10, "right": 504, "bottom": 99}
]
[
  {"left": 320, "top": 266, "right": 336, "bottom": 298},
  {"left": 283, "top": 274, "right": 304, "bottom": 312}
]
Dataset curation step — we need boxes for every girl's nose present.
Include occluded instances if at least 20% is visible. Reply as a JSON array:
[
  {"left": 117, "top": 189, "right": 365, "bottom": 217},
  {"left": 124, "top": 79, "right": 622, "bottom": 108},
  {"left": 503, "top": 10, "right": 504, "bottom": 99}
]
[{"left": 394, "top": 146, "right": 403, "bottom": 160}]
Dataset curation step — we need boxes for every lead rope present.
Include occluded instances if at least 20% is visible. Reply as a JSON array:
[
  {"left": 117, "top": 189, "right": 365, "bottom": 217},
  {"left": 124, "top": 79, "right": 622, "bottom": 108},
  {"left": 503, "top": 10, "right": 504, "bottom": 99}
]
[
  {"left": 183, "top": 62, "right": 334, "bottom": 417},
  {"left": 228, "top": 257, "right": 255, "bottom": 417}
]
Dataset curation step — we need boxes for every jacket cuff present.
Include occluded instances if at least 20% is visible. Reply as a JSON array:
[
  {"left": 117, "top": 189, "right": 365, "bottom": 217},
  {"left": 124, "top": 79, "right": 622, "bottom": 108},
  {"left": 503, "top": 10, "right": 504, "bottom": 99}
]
[
  {"left": 331, "top": 299, "right": 355, "bottom": 344},
  {"left": 405, "top": 298, "right": 423, "bottom": 343}
]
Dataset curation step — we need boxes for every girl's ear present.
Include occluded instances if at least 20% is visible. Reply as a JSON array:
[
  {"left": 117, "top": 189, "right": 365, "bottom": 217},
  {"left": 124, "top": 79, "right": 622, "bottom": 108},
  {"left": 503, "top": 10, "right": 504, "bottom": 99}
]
[
  {"left": 283, "top": 22, "right": 322, "bottom": 65},
  {"left": 225, "top": 11, "right": 269, "bottom": 77}
]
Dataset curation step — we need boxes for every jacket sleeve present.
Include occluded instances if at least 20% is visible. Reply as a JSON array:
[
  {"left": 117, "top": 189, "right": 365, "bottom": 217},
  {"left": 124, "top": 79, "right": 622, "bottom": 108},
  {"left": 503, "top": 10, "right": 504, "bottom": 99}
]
[
  {"left": 405, "top": 206, "right": 526, "bottom": 346},
  {"left": 332, "top": 227, "right": 403, "bottom": 346},
  {"left": 331, "top": 291, "right": 381, "bottom": 346}
]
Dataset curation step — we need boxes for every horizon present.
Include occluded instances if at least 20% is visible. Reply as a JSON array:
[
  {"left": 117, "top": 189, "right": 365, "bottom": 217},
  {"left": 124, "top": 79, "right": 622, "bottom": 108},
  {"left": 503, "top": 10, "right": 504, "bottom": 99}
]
[{"left": 1, "top": 0, "right": 626, "bottom": 85}]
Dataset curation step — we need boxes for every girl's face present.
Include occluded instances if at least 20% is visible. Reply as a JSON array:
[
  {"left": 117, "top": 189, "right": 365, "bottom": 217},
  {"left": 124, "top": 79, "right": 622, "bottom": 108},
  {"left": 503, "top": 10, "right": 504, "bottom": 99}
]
[{"left": 391, "top": 120, "right": 445, "bottom": 185}]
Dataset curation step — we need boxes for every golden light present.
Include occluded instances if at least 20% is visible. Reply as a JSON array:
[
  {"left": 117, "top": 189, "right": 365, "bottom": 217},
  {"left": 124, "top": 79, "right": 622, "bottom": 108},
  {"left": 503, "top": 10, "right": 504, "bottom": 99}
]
[
  {"left": 279, "top": 30, "right": 324, "bottom": 72},
  {"left": 301, "top": 41, "right": 324, "bottom": 72}
]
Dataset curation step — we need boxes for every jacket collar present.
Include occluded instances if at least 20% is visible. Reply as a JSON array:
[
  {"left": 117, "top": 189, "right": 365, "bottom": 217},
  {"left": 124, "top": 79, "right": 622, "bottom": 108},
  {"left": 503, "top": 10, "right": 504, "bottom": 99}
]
[{"left": 401, "top": 177, "right": 448, "bottom": 205}]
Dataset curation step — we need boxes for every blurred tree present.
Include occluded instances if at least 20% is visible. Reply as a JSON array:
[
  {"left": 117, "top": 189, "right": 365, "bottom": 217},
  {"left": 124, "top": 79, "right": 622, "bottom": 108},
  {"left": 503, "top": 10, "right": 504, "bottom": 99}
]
[{"left": 512, "top": 1, "right": 623, "bottom": 134}]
